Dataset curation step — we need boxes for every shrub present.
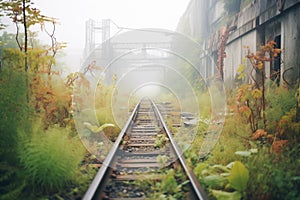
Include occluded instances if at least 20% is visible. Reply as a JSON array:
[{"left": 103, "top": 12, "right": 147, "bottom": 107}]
[
  {"left": 19, "top": 126, "right": 85, "bottom": 193},
  {"left": 246, "top": 146, "right": 300, "bottom": 200},
  {"left": 266, "top": 87, "right": 296, "bottom": 133}
]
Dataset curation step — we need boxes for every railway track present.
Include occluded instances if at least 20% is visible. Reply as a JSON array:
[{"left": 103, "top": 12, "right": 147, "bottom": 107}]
[{"left": 83, "top": 98, "right": 206, "bottom": 200}]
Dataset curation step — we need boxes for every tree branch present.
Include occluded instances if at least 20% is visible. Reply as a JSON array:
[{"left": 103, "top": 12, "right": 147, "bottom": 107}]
[
  {"left": 15, "top": 23, "right": 22, "bottom": 51},
  {"left": 44, "top": 20, "right": 57, "bottom": 74}
]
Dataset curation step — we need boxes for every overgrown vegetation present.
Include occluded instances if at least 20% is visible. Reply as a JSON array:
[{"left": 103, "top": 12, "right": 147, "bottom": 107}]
[
  {"left": 1, "top": 1, "right": 299, "bottom": 199},
  {"left": 134, "top": 168, "right": 190, "bottom": 199},
  {"left": 0, "top": 48, "right": 95, "bottom": 199},
  {"left": 188, "top": 84, "right": 299, "bottom": 199},
  {"left": 186, "top": 42, "right": 300, "bottom": 199},
  {"left": 0, "top": 1, "right": 110, "bottom": 199},
  {"left": 19, "top": 125, "right": 85, "bottom": 193}
]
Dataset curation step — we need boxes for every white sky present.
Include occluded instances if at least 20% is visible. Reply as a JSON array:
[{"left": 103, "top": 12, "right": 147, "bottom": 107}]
[{"left": 33, "top": 0, "right": 191, "bottom": 70}]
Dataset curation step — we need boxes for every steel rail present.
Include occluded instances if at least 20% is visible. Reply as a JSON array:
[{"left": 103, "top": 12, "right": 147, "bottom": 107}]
[
  {"left": 151, "top": 99, "right": 207, "bottom": 200},
  {"left": 82, "top": 100, "right": 141, "bottom": 200},
  {"left": 83, "top": 98, "right": 207, "bottom": 200}
]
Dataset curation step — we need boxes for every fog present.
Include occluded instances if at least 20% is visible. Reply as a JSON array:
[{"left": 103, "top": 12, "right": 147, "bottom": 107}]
[{"left": 33, "top": 0, "right": 191, "bottom": 71}]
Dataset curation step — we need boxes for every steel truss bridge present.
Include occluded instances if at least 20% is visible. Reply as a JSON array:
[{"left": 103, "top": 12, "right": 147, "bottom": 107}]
[{"left": 82, "top": 19, "right": 176, "bottom": 84}]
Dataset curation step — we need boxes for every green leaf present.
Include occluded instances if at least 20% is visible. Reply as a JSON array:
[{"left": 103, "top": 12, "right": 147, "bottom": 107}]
[
  {"left": 84, "top": 122, "right": 115, "bottom": 133},
  {"left": 203, "top": 175, "right": 227, "bottom": 188},
  {"left": 211, "top": 190, "right": 242, "bottom": 200},
  {"left": 194, "top": 163, "right": 208, "bottom": 178},
  {"left": 227, "top": 161, "right": 249, "bottom": 192},
  {"left": 212, "top": 164, "right": 231, "bottom": 173}
]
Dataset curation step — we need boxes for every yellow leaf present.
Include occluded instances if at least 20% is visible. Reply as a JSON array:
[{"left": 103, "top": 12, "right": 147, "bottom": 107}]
[
  {"left": 251, "top": 89, "right": 262, "bottom": 99},
  {"left": 237, "top": 64, "right": 246, "bottom": 73}
]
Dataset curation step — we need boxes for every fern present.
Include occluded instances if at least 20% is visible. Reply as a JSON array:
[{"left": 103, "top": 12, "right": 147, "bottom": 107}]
[{"left": 19, "top": 126, "right": 85, "bottom": 192}]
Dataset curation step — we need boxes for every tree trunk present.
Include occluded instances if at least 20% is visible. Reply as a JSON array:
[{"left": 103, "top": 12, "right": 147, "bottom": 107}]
[
  {"left": 22, "top": 0, "right": 29, "bottom": 103},
  {"left": 262, "top": 70, "right": 267, "bottom": 128},
  {"left": 22, "top": 0, "right": 28, "bottom": 71}
]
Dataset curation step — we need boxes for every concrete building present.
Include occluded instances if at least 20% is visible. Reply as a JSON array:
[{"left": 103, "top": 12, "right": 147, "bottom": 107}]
[{"left": 178, "top": 0, "right": 300, "bottom": 87}]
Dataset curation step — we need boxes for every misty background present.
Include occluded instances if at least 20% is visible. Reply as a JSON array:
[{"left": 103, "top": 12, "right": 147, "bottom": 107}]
[{"left": 1, "top": 0, "right": 190, "bottom": 72}]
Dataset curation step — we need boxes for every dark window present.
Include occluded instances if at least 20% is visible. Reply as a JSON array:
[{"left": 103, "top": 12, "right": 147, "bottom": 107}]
[{"left": 270, "top": 35, "right": 281, "bottom": 86}]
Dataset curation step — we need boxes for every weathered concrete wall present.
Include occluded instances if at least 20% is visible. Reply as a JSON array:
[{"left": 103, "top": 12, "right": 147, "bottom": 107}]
[
  {"left": 238, "top": 1, "right": 260, "bottom": 29},
  {"left": 177, "top": 0, "right": 209, "bottom": 40},
  {"left": 281, "top": 6, "right": 300, "bottom": 85},
  {"left": 224, "top": 30, "right": 257, "bottom": 84},
  {"left": 215, "top": 0, "right": 300, "bottom": 86},
  {"left": 208, "top": 1, "right": 225, "bottom": 25},
  {"left": 224, "top": 38, "right": 242, "bottom": 82},
  {"left": 260, "top": 0, "right": 277, "bottom": 14},
  {"left": 179, "top": 0, "right": 300, "bottom": 87}
]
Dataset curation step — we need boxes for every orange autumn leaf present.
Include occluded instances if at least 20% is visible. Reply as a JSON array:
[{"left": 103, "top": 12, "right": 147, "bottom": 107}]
[
  {"left": 238, "top": 105, "right": 251, "bottom": 117},
  {"left": 273, "top": 48, "right": 281, "bottom": 54},
  {"left": 271, "top": 140, "right": 288, "bottom": 154},
  {"left": 252, "top": 129, "right": 267, "bottom": 140}
]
